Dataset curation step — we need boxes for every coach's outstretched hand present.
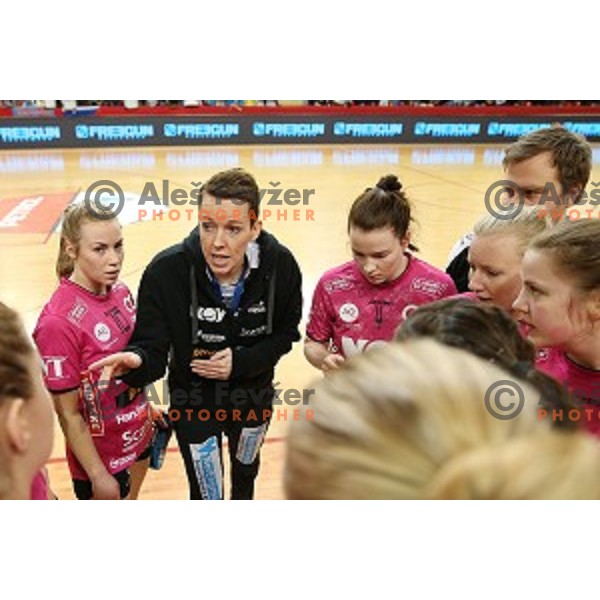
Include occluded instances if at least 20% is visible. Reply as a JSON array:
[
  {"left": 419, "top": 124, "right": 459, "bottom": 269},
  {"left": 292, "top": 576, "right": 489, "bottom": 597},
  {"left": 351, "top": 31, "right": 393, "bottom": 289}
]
[
  {"left": 89, "top": 351, "right": 142, "bottom": 388},
  {"left": 321, "top": 353, "right": 345, "bottom": 373}
]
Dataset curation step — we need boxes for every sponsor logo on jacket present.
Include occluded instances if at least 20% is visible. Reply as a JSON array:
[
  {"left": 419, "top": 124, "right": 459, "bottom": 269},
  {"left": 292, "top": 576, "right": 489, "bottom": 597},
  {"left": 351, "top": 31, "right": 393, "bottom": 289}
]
[
  {"left": 197, "top": 307, "right": 226, "bottom": 323},
  {"left": 410, "top": 277, "right": 447, "bottom": 296}
]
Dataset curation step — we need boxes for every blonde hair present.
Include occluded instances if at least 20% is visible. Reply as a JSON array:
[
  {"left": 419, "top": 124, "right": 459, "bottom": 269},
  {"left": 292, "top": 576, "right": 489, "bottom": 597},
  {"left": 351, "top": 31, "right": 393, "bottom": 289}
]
[
  {"left": 56, "top": 202, "right": 117, "bottom": 279},
  {"left": 473, "top": 206, "right": 554, "bottom": 257},
  {"left": 285, "top": 340, "right": 600, "bottom": 499}
]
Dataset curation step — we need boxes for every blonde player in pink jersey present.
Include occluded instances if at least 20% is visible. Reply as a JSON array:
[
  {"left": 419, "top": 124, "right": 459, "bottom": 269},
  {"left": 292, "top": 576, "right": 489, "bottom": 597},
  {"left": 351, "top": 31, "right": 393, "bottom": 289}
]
[
  {"left": 33, "top": 203, "right": 153, "bottom": 500},
  {"left": 514, "top": 218, "right": 600, "bottom": 435},
  {"left": 0, "top": 303, "right": 54, "bottom": 500},
  {"left": 465, "top": 206, "right": 552, "bottom": 317},
  {"left": 305, "top": 174, "right": 457, "bottom": 372}
]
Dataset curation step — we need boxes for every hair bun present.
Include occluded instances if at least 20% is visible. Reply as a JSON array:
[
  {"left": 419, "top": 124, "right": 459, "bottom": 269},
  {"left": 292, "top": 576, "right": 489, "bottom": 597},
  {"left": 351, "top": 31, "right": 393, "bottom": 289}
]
[{"left": 376, "top": 174, "right": 402, "bottom": 193}]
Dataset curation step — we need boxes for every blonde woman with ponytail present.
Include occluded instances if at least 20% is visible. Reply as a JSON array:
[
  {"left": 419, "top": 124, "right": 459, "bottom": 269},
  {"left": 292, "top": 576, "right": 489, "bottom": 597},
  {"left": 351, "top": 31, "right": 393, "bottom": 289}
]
[
  {"left": 285, "top": 340, "right": 600, "bottom": 499},
  {"left": 33, "top": 203, "right": 152, "bottom": 500}
]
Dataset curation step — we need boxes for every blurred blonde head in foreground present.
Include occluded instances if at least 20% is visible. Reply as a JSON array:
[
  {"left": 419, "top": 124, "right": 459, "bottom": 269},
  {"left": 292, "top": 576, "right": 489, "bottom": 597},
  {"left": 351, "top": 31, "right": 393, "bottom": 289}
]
[{"left": 285, "top": 339, "right": 600, "bottom": 500}]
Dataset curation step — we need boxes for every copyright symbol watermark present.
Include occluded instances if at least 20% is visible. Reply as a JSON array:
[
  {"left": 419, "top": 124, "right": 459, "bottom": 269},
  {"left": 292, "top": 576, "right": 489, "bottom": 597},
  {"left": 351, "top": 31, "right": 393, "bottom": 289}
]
[
  {"left": 84, "top": 179, "right": 125, "bottom": 220},
  {"left": 484, "top": 180, "right": 525, "bottom": 221},
  {"left": 484, "top": 380, "right": 525, "bottom": 420}
]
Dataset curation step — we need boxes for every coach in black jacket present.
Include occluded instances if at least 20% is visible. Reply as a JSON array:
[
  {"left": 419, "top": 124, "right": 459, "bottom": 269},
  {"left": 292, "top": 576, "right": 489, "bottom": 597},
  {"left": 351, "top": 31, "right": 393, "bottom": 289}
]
[{"left": 92, "top": 168, "right": 302, "bottom": 500}]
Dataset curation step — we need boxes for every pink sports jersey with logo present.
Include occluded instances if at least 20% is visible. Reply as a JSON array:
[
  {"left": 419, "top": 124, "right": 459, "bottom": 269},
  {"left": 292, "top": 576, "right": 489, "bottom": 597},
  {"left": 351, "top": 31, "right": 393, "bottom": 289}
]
[
  {"left": 307, "top": 255, "right": 457, "bottom": 357},
  {"left": 536, "top": 347, "right": 600, "bottom": 436},
  {"left": 33, "top": 279, "right": 152, "bottom": 480},
  {"left": 30, "top": 470, "right": 48, "bottom": 500}
]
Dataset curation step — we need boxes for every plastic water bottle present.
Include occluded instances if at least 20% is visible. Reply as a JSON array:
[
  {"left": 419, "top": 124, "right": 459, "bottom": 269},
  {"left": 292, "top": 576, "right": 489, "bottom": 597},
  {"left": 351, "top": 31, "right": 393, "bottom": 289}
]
[{"left": 150, "top": 413, "right": 173, "bottom": 470}]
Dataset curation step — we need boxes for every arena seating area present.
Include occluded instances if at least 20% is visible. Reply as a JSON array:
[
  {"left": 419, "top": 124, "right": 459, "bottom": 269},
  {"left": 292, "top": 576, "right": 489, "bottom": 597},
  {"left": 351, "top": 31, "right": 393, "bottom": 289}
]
[{"left": 2, "top": 99, "right": 599, "bottom": 112}]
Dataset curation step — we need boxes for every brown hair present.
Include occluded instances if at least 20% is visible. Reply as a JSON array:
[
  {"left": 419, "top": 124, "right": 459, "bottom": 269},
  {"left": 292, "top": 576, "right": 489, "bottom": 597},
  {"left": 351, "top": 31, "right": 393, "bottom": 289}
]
[
  {"left": 502, "top": 125, "right": 592, "bottom": 203},
  {"left": 396, "top": 298, "right": 575, "bottom": 428},
  {"left": 200, "top": 168, "right": 260, "bottom": 220},
  {"left": 348, "top": 174, "right": 418, "bottom": 252},
  {"left": 56, "top": 202, "right": 117, "bottom": 279},
  {"left": 529, "top": 218, "right": 600, "bottom": 295}
]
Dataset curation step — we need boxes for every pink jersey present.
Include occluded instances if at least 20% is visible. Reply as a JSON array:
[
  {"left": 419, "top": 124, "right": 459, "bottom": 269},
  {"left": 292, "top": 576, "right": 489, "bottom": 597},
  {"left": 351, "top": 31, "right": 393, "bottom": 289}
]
[
  {"left": 33, "top": 278, "right": 152, "bottom": 480},
  {"left": 307, "top": 255, "right": 457, "bottom": 357},
  {"left": 536, "top": 347, "right": 600, "bottom": 436},
  {"left": 447, "top": 292, "right": 533, "bottom": 341},
  {"left": 30, "top": 470, "right": 48, "bottom": 500}
]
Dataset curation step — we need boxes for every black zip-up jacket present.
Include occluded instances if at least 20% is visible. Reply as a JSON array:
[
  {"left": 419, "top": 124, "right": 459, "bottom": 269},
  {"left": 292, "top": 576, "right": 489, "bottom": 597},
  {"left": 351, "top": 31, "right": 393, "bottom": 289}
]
[{"left": 122, "top": 228, "right": 302, "bottom": 407}]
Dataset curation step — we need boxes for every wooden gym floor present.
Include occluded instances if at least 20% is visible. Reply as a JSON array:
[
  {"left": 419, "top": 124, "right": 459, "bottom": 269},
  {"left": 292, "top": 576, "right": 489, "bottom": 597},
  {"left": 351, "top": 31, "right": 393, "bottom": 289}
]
[{"left": 1, "top": 143, "right": 598, "bottom": 499}]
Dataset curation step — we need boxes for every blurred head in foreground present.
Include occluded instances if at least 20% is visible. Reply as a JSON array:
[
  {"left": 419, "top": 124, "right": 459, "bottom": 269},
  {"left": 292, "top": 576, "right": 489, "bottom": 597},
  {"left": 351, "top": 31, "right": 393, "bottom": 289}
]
[{"left": 285, "top": 339, "right": 600, "bottom": 499}]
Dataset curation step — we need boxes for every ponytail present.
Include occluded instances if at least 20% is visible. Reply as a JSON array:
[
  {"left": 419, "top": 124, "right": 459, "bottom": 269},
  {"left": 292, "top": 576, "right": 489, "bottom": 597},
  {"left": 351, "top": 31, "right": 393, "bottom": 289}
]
[{"left": 56, "top": 235, "right": 75, "bottom": 279}]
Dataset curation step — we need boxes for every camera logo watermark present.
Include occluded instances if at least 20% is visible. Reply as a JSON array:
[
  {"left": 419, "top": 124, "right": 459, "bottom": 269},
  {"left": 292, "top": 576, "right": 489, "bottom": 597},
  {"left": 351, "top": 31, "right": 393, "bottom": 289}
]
[
  {"left": 485, "top": 378, "right": 600, "bottom": 423},
  {"left": 84, "top": 180, "right": 126, "bottom": 221},
  {"left": 484, "top": 180, "right": 526, "bottom": 221},
  {"left": 83, "top": 178, "right": 316, "bottom": 223},
  {"left": 483, "top": 179, "right": 600, "bottom": 221},
  {"left": 87, "top": 377, "right": 316, "bottom": 424},
  {"left": 484, "top": 379, "right": 526, "bottom": 420}
]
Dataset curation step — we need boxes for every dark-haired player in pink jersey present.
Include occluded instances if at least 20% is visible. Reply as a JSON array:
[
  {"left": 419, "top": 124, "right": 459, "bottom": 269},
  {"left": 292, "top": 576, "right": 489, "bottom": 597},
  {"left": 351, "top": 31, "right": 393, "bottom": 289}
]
[
  {"left": 305, "top": 175, "right": 457, "bottom": 372},
  {"left": 514, "top": 218, "right": 600, "bottom": 435},
  {"left": 33, "top": 203, "right": 152, "bottom": 499}
]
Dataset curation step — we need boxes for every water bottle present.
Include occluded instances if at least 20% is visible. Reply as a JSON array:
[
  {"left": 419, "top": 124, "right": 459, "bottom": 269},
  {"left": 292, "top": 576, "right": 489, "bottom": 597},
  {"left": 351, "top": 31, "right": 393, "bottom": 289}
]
[{"left": 149, "top": 413, "right": 173, "bottom": 470}]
